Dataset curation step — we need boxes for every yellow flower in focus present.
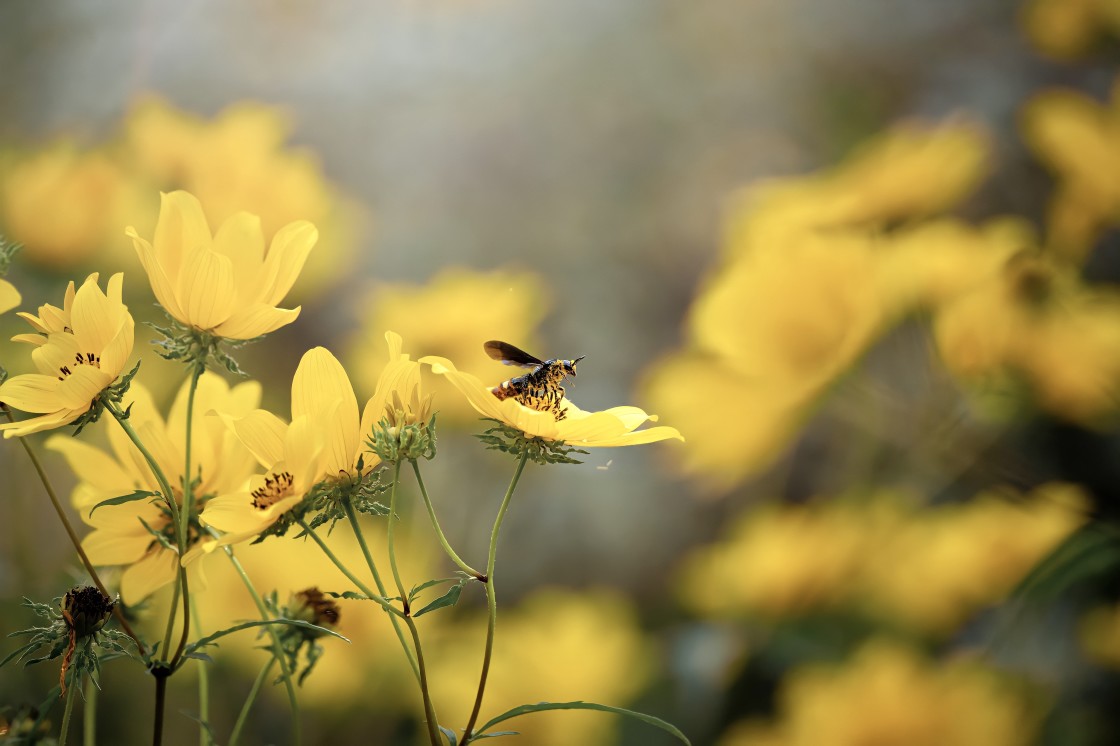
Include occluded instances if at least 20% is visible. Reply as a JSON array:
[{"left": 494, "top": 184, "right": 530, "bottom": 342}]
[
  {"left": 47, "top": 375, "right": 260, "bottom": 604},
  {"left": 347, "top": 268, "right": 550, "bottom": 422},
  {"left": 723, "top": 119, "right": 990, "bottom": 255},
  {"left": 1022, "top": 83, "right": 1120, "bottom": 260},
  {"left": 0, "top": 273, "right": 133, "bottom": 437},
  {"left": 0, "top": 143, "right": 142, "bottom": 270},
  {"left": 422, "top": 355, "right": 682, "bottom": 447},
  {"left": 935, "top": 251, "right": 1120, "bottom": 423},
  {"left": 429, "top": 589, "right": 654, "bottom": 746},
  {"left": 126, "top": 190, "right": 317, "bottom": 340},
  {"left": 196, "top": 344, "right": 393, "bottom": 548},
  {"left": 0, "top": 278, "right": 18, "bottom": 315},
  {"left": 122, "top": 97, "right": 360, "bottom": 299},
  {"left": 722, "top": 641, "right": 1038, "bottom": 746}
]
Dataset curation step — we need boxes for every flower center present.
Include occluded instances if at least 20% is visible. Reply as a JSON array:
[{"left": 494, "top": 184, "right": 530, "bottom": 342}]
[
  {"left": 57, "top": 351, "right": 102, "bottom": 380},
  {"left": 251, "top": 471, "right": 295, "bottom": 510}
]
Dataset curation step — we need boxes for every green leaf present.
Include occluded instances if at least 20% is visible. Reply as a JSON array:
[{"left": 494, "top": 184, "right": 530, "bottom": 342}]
[
  {"left": 414, "top": 580, "right": 465, "bottom": 617},
  {"left": 182, "top": 619, "right": 349, "bottom": 659},
  {"left": 474, "top": 701, "right": 689, "bottom": 745},
  {"left": 89, "top": 490, "right": 161, "bottom": 516},
  {"left": 0, "top": 641, "right": 40, "bottom": 668},
  {"left": 438, "top": 725, "right": 458, "bottom": 746},
  {"left": 409, "top": 577, "right": 462, "bottom": 602},
  {"left": 1009, "top": 523, "right": 1120, "bottom": 602},
  {"left": 468, "top": 731, "right": 519, "bottom": 740}
]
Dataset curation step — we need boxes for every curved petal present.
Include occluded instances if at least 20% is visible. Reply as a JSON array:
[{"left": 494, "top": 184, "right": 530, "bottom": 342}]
[
  {"left": 261, "top": 220, "right": 318, "bottom": 305},
  {"left": 31, "top": 333, "right": 81, "bottom": 377},
  {"left": 128, "top": 229, "right": 187, "bottom": 323},
  {"left": 153, "top": 191, "right": 212, "bottom": 280},
  {"left": 0, "top": 278, "right": 20, "bottom": 315},
  {"left": 291, "top": 347, "right": 359, "bottom": 468},
  {"left": 46, "top": 435, "right": 133, "bottom": 497},
  {"left": 212, "top": 304, "right": 300, "bottom": 340},
  {"left": 54, "top": 364, "right": 110, "bottom": 411},
  {"left": 285, "top": 415, "right": 325, "bottom": 489},
  {"left": 82, "top": 526, "right": 153, "bottom": 565},
  {"left": 0, "top": 408, "right": 84, "bottom": 438},
  {"left": 573, "top": 424, "right": 684, "bottom": 448},
  {"left": 177, "top": 246, "right": 236, "bottom": 330},
  {"left": 0, "top": 373, "right": 63, "bottom": 412},
  {"left": 70, "top": 274, "right": 127, "bottom": 355},
  {"left": 121, "top": 549, "right": 178, "bottom": 605},
  {"left": 99, "top": 314, "right": 135, "bottom": 378},
  {"left": 212, "top": 211, "right": 265, "bottom": 300},
  {"left": 227, "top": 409, "right": 288, "bottom": 468}
]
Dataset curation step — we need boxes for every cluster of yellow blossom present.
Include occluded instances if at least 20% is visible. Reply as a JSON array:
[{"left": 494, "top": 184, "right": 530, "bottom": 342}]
[
  {"left": 0, "top": 97, "right": 358, "bottom": 298},
  {"left": 720, "top": 640, "right": 1038, "bottom": 746},
  {"left": 678, "top": 483, "right": 1087, "bottom": 634},
  {"left": 646, "top": 114, "right": 1120, "bottom": 490}
]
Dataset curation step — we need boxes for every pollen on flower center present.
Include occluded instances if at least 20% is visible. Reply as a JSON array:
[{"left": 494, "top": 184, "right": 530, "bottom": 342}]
[
  {"left": 251, "top": 471, "right": 295, "bottom": 510},
  {"left": 57, "top": 351, "right": 102, "bottom": 380}
]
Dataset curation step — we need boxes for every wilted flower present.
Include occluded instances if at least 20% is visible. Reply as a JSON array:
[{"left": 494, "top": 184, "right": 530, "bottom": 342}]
[
  {"left": 126, "top": 190, "right": 317, "bottom": 340},
  {"left": 0, "top": 273, "right": 134, "bottom": 437}
]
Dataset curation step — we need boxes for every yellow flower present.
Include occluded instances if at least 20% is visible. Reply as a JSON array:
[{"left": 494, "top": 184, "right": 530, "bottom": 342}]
[
  {"left": 347, "top": 268, "right": 550, "bottom": 422},
  {"left": 1021, "top": 0, "right": 1120, "bottom": 59},
  {"left": 723, "top": 641, "right": 1038, "bottom": 746},
  {"left": 421, "top": 354, "right": 682, "bottom": 447},
  {"left": 122, "top": 96, "right": 360, "bottom": 300},
  {"left": 126, "top": 190, "right": 317, "bottom": 340},
  {"left": 0, "top": 273, "right": 134, "bottom": 437},
  {"left": 0, "top": 142, "right": 142, "bottom": 270},
  {"left": 47, "top": 375, "right": 261, "bottom": 604},
  {"left": 428, "top": 589, "right": 655, "bottom": 746},
  {"left": 1080, "top": 601, "right": 1120, "bottom": 669},
  {"left": 0, "top": 277, "right": 19, "bottom": 315},
  {"left": 196, "top": 345, "right": 384, "bottom": 548}
]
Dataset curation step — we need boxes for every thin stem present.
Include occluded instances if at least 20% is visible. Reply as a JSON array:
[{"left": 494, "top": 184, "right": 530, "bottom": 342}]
[
  {"left": 83, "top": 676, "right": 97, "bottom": 746},
  {"left": 59, "top": 674, "right": 78, "bottom": 746},
  {"left": 296, "top": 518, "right": 403, "bottom": 620},
  {"left": 0, "top": 405, "right": 145, "bottom": 655},
  {"left": 214, "top": 537, "right": 302, "bottom": 746},
  {"left": 152, "top": 674, "right": 167, "bottom": 746},
  {"left": 339, "top": 502, "right": 420, "bottom": 680},
  {"left": 190, "top": 602, "right": 212, "bottom": 746},
  {"left": 228, "top": 657, "right": 276, "bottom": 746},
  {"left": 386, "top": 461, "right": 440, "bottom": 746},
  {"left": 159, "top": 577, "right": 182, "bottom": 664},
  {"left": 461, "top": 451, "right": 529, "bottom": 745},
  {"left": 411, "top": 460, "right": 483, "bottom": 579}
]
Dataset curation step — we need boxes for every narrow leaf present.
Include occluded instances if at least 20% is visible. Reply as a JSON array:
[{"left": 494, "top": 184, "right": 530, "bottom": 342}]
[
  {"left": 409, "top": 577, "right": 462, "bottom": 602},
  {"left": 415, "top": 580, "right": 465, "bottom": 617},
  {"left": 89, "top": 490, "right": 160, "bottom": 516},
  {"left": 438, "top": 725, "right": 458, "bottom": 746},
  {"left": 183, "top": 619, "right": 349, "bottom": 658},
  {"left": 475, "top": 701, "right": 689, "bottom": 745}
]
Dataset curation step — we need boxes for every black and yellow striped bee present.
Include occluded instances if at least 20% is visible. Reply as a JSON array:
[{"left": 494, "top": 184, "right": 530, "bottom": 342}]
[{"left": 484, "top": 340, "right": 585, "bottom": 422}]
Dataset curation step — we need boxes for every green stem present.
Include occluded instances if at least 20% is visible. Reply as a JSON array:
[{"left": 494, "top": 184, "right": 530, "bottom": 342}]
[
  {"left": 160, "top": 576, "right": 182, "bottom": 665},
  {"left": 59, "top": 674, "right": 78, "bottom": 746},
  {"left": 0, "top": 405, "right": 145, "bottom": 655},
  {"left": 228, "top": 657, "right": 276, "bottom": 746},
  {"left": 339, "top": 502, "right": 420, "bottom": 679},
  {"left": 386, "top": 462, "right": 441, "bottom": 746},
  {"left": 105, "top": 399, "right": 190, "bottom": 666},
  {"left": 190, "top": 602, "right": 212, "bottom": 746},
  {"left": 83, "top": 676, "right": 97, "bottom": 746},
  {"left": 411, "top": 460, "right": 483, "bottom": 579},
  {"left": 295, "top": 518, "right": 403, "bottom": 620},
  {"left": 213, "top": 537, "right": 301, "bottom": 746},
  {"left": 461, "top": 450, "right": 529, "bottom": 745}
]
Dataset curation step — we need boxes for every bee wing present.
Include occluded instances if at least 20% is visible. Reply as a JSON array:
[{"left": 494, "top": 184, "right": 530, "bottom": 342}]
[{"left": 484, "top": 340, "right": 545, "bottom": 368}]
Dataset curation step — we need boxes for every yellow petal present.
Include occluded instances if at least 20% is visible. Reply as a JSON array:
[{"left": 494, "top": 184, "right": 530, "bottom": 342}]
[
  {"left": 70, "top": 273, "right": 123, "bottom": 354},
  {"left": 285, "top": 415, "right": 325, "bottom": 488},
  {"left": 0, "top": 278, "right": 20, "bottom": 314},
  {"left": 177, "top": 246, "right": 236, "bottom": 330},
  {"left": 575, "top": 425, "right": 684, "bottom": 448},
  {"left": 261, "top": 220, "right": 318, "bottom": 305},
  {"left": 46, "top": 436, "right": 134, "bottom": 499},
  {"left": 82, "top": 526, "right": 153, "bottom": 565},
  {"left": 212, "top": 303, "right": 300, "bottom": 340},
  {"left": 212, "top": 211, "right": 265, "bottom": 298},
  {"left": 291, "top": 347, "right": 359, "bottom": 468},
  {"left": 54, "top": 364, "right": 111, "bottom": 410},
  {"left": 228, "top": 409, "right": 289, "bottom": 468},
  {"left": 32, "top": 333, "right": 81, "bottom": 377},
  {"left": 128, "top": 229, "right": 187, "bottom": 322},
  {"left": 0, "top": 374, "right": 64, "bottom": 412},
  {"left": 121, "top": 549, "right": 178, "bottom": 605},
  {"left": 153, "top": 190, "right": 212, "bottom": 280},
  {"left": 99, "top": 314, "right": 135, "bottom": 378}
]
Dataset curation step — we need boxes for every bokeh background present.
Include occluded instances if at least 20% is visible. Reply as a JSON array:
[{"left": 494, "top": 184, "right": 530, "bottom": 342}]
[{"left": 4, "top": 0, "right": 1120, "bottom": 744}]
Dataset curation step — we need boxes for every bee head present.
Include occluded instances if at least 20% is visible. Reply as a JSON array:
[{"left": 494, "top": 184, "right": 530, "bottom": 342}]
[{"left": 564, "top": 356, "right": 585, "bottom": 378}]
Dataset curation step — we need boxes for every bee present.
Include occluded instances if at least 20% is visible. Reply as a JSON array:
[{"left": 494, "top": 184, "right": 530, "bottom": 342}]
[{"left": 484, "top": 340, "right": 585, "bottom": 422}]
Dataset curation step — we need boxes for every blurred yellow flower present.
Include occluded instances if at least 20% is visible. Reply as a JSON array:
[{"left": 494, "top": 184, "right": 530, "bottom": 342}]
[
  {"left": 1021, "top": 0, "right": 1120, "bottom": 58},
  {"left": 47, "top": 374, "right": 260, "bottom": 604},
  {"left": 934, "top": 251, "right": 1120, "bottom": 423},
  {"left": 428, "top": 589, "right": 655, "bottom": 746},
  {"left": 0, "top": 278, "right": 18, "bottom": 315},
  {"left": 196, "top": 346, "right": 377, "bottom": 548},
  {"left": 1080, "top": 601, "right": 1120, "bottom": 669},
  {"left": 347, "top": 268, "right": 550, "bottom": 422},
  {"left": 0, "top": 273, "right": 134, "bottom": 437},
  {"left": 0, "top": 143, "right": 143, "bottom": 270},
  {"left": 126, "top": 190, "right": 317, "bottom": 340},
  {"left": 423, "top": 354, "right": 682, "bottom": 447},
  {"left": 122, "top": 96, "right": 361, "bottom": 300},
  {"left": 1021, "top": 82, "right": 1120, "bottom": 259},
  {"left": 723, "top": 119, "right": 990, "bottom": 255},
  {"left": 721, "top": 640, "right": 1038, "bottom": 746}
]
